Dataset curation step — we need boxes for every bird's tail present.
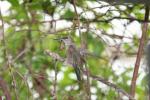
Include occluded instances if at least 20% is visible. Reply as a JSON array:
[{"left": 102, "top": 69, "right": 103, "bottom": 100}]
[
  {"left": 74, "top": 66, "right": 81, "bottom": 81},
  {"left": 73, "top": 66, "right": 84, "bottom": 90}
]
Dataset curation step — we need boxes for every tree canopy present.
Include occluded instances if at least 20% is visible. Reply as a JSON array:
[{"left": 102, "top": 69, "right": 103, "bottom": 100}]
[{"left": 0, "top": 0, "right": 149, "bottom": 100}]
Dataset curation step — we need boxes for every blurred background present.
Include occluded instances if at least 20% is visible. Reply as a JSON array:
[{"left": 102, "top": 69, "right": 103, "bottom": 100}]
[{"left": 0, "top": 0, "right": 148, "bottom": 99}]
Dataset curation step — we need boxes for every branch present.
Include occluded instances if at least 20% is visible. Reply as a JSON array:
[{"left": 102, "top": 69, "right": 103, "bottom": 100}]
[
  {"left": 53, "top": 60, "right": 58, "bottom": 100},
  {"left": 0, "top": 77, "right": 11, "bottom": 100},
  {"left": 98, "top": 0, "right": 150, "bottom": 5},
  {"left": 130, "top": 5, "right": 149, "bottom": 97},
  {"left": 83, "top": 71, "right": 134, "bottom": 99}
]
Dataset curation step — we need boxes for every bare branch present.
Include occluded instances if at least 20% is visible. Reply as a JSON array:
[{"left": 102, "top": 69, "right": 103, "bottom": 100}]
[
  {"left": 83, "top": 71, "right": 134, "bottom": 100},
  {"left": 0, "top": 77, "right": 11, "bottom": 100},
  {"left": 130, "top": 5, "right": 149, "bottom": 97}
]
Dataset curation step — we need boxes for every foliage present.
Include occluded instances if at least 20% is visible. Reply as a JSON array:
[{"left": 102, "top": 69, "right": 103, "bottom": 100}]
[{"left": 0, "top": 0, "right": 148, "bottom": 99}]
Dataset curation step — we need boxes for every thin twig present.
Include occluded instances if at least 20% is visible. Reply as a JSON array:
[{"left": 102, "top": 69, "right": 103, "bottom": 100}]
[
  {"left": 84, "top": 64, "right": 91, "bottom": 100},
  {"left": 72, "top": 0, "right": 81, "bottom": 37},
  {"left": 83, "top": 71, "right": 134, "bottom": 99},
  {"left": 53, "top": 60, "right": 58, "bottom": 100}
]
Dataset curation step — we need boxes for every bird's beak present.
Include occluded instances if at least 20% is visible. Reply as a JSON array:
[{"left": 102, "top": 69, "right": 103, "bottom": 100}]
[
  {"left": 53, "top": 37, "right": 69, "bottom": 41},
  {"left": 53, "top": 38, "right": 61, "bottom": 41}
]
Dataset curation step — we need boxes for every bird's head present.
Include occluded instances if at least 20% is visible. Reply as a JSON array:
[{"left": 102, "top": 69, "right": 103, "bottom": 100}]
[{"left": 54, "top": 37, "right": 73, "bottom": 46}]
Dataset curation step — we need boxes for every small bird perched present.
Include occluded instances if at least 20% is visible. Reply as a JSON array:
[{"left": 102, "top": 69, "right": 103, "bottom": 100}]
[{"left": 60, "top": 37, "right": 85, "bottom": 81}]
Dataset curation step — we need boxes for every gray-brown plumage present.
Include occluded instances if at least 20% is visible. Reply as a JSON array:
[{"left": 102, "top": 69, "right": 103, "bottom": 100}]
[{"left": 61, "top": 37, "right": 85, "bottom": 81}]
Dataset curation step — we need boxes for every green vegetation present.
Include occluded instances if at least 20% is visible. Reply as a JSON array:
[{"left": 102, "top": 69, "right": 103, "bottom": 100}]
[{"left": 0, "top": 0, "right": 148, "bottom": 99}]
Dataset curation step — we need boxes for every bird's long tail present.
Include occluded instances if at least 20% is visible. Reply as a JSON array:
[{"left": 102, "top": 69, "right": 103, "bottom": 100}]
[{"left": 74, "top": 66, "right": 81, "bottom": 81}]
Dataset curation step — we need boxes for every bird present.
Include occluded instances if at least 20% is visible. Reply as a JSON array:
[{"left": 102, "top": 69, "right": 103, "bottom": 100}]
[{"left": 60, "top": 37, "right": 85, "bottom": 81}]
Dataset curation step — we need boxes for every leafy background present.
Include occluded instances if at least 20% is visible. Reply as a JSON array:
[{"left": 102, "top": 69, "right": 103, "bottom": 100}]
[{"left": 0, "top": 0, "right": 148, "bottom": 100}]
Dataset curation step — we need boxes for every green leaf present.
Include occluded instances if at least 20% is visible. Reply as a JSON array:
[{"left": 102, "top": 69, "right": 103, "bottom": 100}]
[
  {"left": 8, "top": 0, "right": 19, "bottom": 6},
  {"left": 61, "top": 9, "right": 75, "bottom": 18}
]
